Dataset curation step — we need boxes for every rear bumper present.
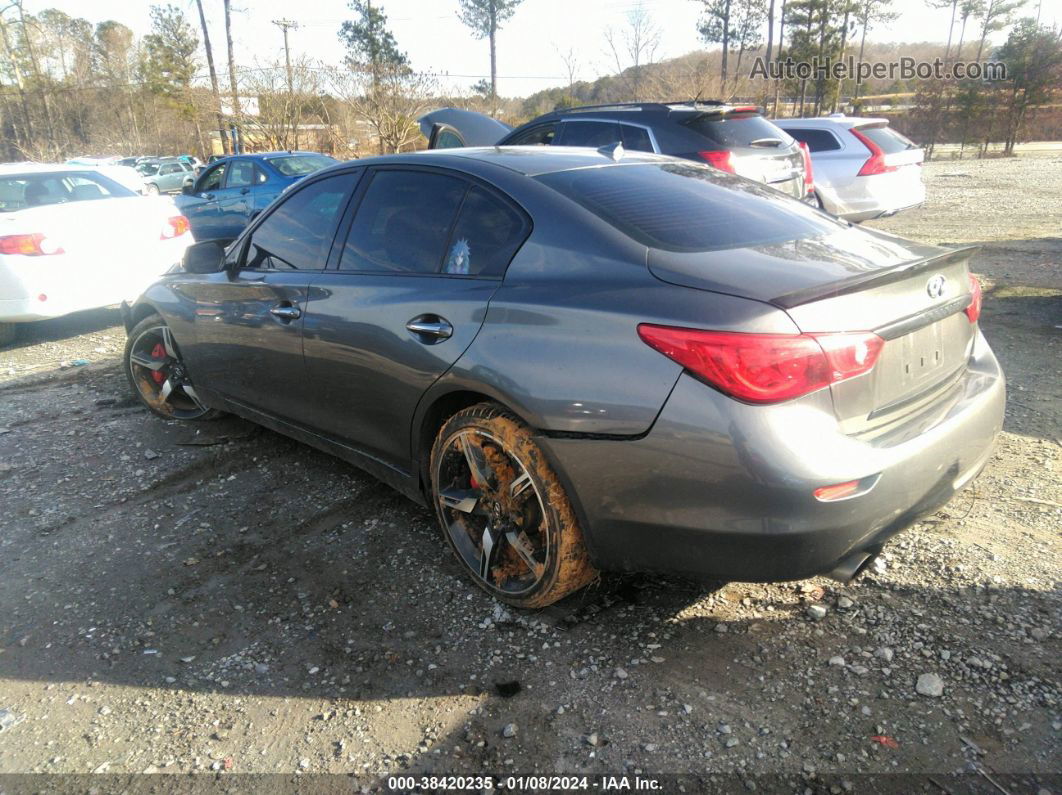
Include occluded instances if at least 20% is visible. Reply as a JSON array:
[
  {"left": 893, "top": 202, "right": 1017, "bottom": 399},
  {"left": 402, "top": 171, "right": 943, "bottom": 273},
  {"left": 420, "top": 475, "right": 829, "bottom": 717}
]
[
  {"left": 538, "top": 331, "right": 1004, "bottom": 582},
  {"left": 0, "top": 238, "right": 188, "bottom": 322},
  {"left": 823, "top": 171, "right": 927, "bottom": 222}
]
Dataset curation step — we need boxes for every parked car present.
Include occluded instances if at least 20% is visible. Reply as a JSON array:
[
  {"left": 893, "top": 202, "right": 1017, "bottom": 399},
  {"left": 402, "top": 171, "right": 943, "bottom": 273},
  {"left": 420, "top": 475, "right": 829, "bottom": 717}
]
[
  {"left": 0, "top": 163, "right": 193, "bottom": 345},
  {"left": 122, "top": 147, "right": 1003, "bottom": 608},
  {"left": 139, "top": 158, "right": 196, "bottom": 195},
  {"left": 775, "top": 115, "right": 926, "bottom": 221},
  {"left": 420, "top": 101, "right": 812, "bottom": 200},
  {"left": 174, "top": 151, "right": 339, "bottom": 240},
  {"left": 66, "top": 157, "right": 147, "bottom": 195}
]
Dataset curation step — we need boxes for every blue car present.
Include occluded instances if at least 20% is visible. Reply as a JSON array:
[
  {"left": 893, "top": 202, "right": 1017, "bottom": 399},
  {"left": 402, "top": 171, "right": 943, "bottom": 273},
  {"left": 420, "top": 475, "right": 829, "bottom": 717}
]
[{"left": 176, "top": 151, "right": 339, "bottom": 241}]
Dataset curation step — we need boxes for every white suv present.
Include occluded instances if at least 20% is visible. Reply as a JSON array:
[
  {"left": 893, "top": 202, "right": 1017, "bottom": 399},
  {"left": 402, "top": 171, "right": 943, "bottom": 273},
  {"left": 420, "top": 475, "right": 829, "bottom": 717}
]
[{"left": 776, "top": 115, "right": 925, "bottom": 222}]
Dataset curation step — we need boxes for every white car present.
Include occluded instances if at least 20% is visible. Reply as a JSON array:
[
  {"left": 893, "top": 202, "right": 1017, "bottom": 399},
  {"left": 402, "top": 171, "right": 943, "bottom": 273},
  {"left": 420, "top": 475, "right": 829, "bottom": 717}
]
[
  {"left": 0, "top": 164, "right": 193, "bottom": 345},
  {"left": 66, "top": 157, "right": 148, "bottom": 194},
  {"left": 775, "top": 115, "right": 925, "bottom": 222}
]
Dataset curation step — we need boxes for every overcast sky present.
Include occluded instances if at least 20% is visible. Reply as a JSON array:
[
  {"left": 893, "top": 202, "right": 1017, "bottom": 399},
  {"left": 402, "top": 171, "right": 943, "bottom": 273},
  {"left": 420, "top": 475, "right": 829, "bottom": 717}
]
[{"left": 22, "top": 0, "right": 1058, "bottom": 95}]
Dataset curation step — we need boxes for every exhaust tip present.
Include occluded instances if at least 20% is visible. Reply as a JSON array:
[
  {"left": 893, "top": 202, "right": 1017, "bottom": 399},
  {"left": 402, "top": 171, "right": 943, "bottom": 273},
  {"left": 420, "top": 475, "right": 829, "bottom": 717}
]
[{"left": 827, "top": 550, "right": 874, "bottom": 583}]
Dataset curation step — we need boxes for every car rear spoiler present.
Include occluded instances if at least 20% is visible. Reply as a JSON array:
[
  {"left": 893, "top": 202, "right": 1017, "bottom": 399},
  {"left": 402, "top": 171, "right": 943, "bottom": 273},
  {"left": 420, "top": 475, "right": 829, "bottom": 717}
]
[{"left": 769, "top": 246, "right": 980, "bottom": 309}]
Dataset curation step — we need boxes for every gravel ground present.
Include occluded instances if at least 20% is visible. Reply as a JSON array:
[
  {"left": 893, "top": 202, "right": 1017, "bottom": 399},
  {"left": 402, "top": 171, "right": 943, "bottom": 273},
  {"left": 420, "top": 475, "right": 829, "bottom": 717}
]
[{"left": 0, "top": 156, "right": 1058, "bottom": 792}]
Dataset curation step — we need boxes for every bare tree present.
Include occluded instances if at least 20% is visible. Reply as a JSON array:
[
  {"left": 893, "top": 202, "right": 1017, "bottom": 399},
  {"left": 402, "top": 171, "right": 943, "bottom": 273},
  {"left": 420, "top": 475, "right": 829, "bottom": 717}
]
[
  {"left": 603, "top": 3, "right": 661, "bottom": 100},
  {"left": 330, "top": 63, "right": 437, "bottom": 154},
  {"left": 554, "top": 45, "right": 579, "bottom": 104},
  {"left": 194, "top": 0, "right": 228, "bottom": 155},
  {"left": 223, "top": 0, "right": 241, "bottom": 152}
]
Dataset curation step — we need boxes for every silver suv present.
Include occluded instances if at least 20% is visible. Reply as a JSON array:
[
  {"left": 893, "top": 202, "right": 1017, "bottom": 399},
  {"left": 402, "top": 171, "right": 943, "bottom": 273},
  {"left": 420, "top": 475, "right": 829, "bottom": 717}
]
[{"left": 776, "top": 115, "right": 925, "bottom": 222}]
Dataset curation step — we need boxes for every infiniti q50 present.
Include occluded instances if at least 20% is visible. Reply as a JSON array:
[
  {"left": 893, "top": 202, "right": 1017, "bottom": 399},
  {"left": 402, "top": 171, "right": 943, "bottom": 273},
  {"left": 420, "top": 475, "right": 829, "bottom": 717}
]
[{"left": 122, "top": 147, "right": 1004, "bottom": 608}]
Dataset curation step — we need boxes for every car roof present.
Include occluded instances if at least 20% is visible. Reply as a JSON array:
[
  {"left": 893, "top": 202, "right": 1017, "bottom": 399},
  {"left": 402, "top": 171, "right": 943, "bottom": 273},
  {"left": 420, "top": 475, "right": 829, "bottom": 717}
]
[
  {"left": 775, "top": 115, "right": 890, "bottom": 130},
  {"left": 348, "top": 145, "right": 676, "bottom": 177},
  {"left": 526, "top": 101, "right": 763, "bottom": 123},
  {"left": 0, "top": 162, "right": 108, "bottom": 176}
]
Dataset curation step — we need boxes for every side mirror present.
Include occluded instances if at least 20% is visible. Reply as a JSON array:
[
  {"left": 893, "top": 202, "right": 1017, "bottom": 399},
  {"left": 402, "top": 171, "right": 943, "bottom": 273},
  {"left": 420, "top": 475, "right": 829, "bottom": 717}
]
[
  {"left": 182, "top": 240, "right": 227, "bottom": 274},
  {"left": 181, "top": 183, "right": 195, "bottom": 195}
]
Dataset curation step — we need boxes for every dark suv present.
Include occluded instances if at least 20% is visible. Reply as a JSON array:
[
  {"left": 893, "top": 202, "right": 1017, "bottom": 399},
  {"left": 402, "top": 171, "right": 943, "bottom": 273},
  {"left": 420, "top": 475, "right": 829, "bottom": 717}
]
[{"left": 420, "top": 101, "right": 811, "bottom": 201}]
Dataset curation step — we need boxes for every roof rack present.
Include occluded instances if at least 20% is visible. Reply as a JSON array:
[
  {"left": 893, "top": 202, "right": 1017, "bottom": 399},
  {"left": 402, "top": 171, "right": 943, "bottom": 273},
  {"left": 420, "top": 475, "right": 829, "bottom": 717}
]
[{"left": 554, "top": 99, "right": 749, "bottom": 115}]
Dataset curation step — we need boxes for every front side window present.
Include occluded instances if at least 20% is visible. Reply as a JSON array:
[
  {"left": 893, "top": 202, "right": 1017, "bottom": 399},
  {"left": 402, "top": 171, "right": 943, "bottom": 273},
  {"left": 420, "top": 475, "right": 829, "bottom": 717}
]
[
  {"left": 199, "top": 164, "right": 226, "bottom": 192},
  {"left": 243, "top": 172, "right": 357, "bottom": 270},
  {"left": 505, "top": 123, "right": 556, "bottom": 146},
  {"left": 442, "top": 186, "right": 528, "bottom": 277},
  {"left": 339, "top": 170, "right": 466, "bottom": 274}
]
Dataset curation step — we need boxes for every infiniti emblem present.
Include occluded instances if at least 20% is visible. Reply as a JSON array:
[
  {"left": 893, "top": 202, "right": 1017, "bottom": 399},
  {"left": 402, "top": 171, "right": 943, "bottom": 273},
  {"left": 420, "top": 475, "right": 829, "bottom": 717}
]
[{"left": 926, "top": 274, "right": 947, "bottom": 299}]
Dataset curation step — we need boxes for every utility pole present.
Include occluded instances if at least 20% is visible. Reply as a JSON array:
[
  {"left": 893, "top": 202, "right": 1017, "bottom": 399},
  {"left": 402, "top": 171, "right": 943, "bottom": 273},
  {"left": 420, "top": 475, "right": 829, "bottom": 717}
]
[{"left": 272, "top": 18, "right": 298, "bottom": 94}]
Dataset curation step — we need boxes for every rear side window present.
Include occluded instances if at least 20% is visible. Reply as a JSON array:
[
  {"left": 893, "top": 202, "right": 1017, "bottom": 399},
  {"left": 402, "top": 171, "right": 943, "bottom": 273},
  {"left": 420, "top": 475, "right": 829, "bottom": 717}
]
[
  {"left": 225, "top": 160, "right": 257, "bottom": 188},
  {"left": 0, "top": 171, "right": 129, "bottom": 211},
  {"left": 505, "top": 123, "right": 556, "bottom": 146},
  {"left": 784, "top": 128, "right": 842, "bottom": 152},
  {"left": 854, "top": 124, "right": 916, "bottom": 153},
  {"left": 442, "top": 186, "right": 528, "bottom": 277},
  {"left": 621, "top": 124, "right": 655, "bottom": 152},
  {"left": 558, "top": 121, "right": 621, "bottom": 148},
  {"left": 538, "top": 162, "right": 841, "bottom": 252},
  {"left": 340, "top": 170, "right": 466, "bottom": 274},
  {"left": 243, "top": 172, "right": 356, "bottom": 270},
  {"left": 684, "top": 113, "right": 793, "bottom": 148}
]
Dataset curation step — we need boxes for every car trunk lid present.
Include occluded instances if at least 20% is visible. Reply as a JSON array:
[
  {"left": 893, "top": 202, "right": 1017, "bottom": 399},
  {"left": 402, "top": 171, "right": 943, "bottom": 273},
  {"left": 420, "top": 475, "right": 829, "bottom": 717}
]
[{"left": 648, "top": 228, "right": 978, "bottom": 430}]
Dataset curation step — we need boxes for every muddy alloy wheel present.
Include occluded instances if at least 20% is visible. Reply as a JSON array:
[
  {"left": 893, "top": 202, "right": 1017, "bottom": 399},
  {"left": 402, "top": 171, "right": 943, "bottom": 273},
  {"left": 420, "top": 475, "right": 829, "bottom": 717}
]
[
  {"left": 431, "top": 403, "right": 596, "bottom": 608},
  {"left": 124, "top": 315, "right": 218, "bottom": 421}
]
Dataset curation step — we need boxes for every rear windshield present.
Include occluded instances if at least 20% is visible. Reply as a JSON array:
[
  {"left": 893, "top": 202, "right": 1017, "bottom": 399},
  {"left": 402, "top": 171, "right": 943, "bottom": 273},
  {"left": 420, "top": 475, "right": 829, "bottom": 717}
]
[
  {"left": 684, "top": 112, "right": 794, "bottom": 148},
  {"left": 537, "top": 162, "right": 842, "bottom": 252},
  {"left": 268, "top": 154, "right": 339, "bottom": 177},
  {"left": 855, "top": 124, "right": 916, "bottom": 153},
  {"left": 0, "top": 171, "right": 133, "bottom": 212}
]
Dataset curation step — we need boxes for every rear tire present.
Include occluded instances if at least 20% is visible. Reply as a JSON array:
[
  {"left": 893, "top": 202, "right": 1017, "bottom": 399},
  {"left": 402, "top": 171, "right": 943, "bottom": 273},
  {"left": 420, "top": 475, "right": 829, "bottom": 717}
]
[
  {"left": 124, "top": 314, "right": 220, "bottom": 421},
  {"left": 0, "top": 321, "right": 15, "bottom": 347},
  {"left": 430, "top": 403, "right": 597, "bottom": 608}
]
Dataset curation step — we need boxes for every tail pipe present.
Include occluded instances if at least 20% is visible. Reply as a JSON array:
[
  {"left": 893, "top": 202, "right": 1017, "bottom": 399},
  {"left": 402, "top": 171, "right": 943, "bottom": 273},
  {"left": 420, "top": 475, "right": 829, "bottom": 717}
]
[{"left": 826, "top": 546, "right": 881, "bottom": 583}]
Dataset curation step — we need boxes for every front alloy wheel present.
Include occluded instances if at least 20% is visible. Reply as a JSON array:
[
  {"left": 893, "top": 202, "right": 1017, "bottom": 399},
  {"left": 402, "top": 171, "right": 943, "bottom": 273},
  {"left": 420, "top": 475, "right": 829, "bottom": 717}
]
[
  {"left": 124, "top": 315, "right": 217, "bottom": 421},
  {"left": 431, "top": 403, "right": 596, "bottom": 608}
]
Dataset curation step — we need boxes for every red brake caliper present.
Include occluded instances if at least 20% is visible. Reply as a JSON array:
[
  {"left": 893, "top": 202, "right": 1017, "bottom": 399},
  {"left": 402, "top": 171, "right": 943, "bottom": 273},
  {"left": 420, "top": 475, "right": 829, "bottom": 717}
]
[{"left": 149, "top": 342, "right": 167, "bottom": 384}]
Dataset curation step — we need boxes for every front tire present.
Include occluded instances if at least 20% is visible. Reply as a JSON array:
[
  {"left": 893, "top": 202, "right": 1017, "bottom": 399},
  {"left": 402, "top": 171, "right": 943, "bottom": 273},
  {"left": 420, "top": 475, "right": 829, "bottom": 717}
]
[
  {"left": 430, "top": 403, "right": 597, "bottom": 608},
  {"left": 145, "top": 183, "right": 160, "bottom": 195},
  {"left": 124, "top": 314, "right": 219, "bottom": 421}
]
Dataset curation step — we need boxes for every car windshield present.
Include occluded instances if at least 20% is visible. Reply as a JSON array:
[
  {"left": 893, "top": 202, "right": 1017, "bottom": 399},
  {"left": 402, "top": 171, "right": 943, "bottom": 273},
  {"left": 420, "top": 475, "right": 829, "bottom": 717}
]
[
  {"left": 0, "top": 171, "right": 135, "bottom": 212},
  {"left": 267, "top": 154, "right": 339, "bottom": 177},
  {"left": 684, "top": 112, "right": 794, "bottom": 148},
  {"left": 537, "top": 162, "right": 842, "bottom": 252}
]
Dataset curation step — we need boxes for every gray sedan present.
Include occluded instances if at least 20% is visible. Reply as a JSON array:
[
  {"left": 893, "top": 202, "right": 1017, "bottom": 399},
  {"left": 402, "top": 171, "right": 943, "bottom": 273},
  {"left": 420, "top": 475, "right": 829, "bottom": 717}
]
[{"left": 121, "top": 147, "right": 1004, "bottom": 608}]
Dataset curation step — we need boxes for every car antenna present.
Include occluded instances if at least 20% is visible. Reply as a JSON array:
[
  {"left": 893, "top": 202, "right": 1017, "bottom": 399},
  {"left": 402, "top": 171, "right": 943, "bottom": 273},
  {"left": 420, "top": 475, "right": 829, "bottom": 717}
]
[{"left": 598, "top": 142, "right": 624, "bottom": 161}]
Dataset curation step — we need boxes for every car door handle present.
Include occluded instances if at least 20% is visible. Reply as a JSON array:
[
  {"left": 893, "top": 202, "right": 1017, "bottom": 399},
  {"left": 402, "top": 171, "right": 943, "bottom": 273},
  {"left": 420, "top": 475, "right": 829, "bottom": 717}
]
[
  {"left": 406, "top": 315, "right": 452, "bottom": 340},
  {"left": 202, "top": 192, "right": 214, "bottom": 200},
  {"left": 240, "top": 188, "right": 250, "bottom": 195},
  {"left": 270, "top": 303, "right": 301, "bottom": 321}
]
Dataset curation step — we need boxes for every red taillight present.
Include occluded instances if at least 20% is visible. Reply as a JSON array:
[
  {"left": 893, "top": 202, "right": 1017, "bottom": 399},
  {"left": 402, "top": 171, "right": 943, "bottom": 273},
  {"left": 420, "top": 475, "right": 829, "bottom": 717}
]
[
  {"left": 698, "top": 150, "right": 736, "bottom": 173},
  {"left": 637, "top": 325, "right": 884, "bottom": 404},
  {"left": 161, "top": 215, "right": 191, "bottom": 239},
  {"left": 0, "top": 233, "right": 64, "bottom": 256},
  {"left": 964, "top": 274, "right": 983, "bottom": 324},
  {"left": 850, "top": 127, "right": 898, "bottom": 176},
  {"left": 797, "top": 140, "right": 814, "bottom": 191}
]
